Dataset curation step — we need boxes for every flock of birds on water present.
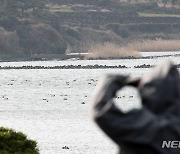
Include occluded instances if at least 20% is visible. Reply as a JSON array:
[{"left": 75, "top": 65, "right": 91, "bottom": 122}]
[{"left": 2, "top": 75, "right": 134, "bottom": 107}]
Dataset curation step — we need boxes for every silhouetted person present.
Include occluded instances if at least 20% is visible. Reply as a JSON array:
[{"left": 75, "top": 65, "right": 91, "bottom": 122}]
[{"left": 92, "top": 60, "right": 180, "bottom": 154}]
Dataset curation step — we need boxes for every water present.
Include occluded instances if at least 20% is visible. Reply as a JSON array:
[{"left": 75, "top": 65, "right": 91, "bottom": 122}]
[{"left": 0, "top": 52, "right": 180, "bottom": 154}]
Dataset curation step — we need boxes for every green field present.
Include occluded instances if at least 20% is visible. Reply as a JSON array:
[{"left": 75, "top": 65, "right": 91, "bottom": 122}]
[
  {"left": 49, "top": 5, "right": 74, "bottom": 13},
  {"left": 138, "top": 12, "right": 180, "bottom": 18}
]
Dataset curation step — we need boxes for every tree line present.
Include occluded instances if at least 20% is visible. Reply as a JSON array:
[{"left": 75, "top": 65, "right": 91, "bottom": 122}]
[{"left": 0, "top": 0, "right": 67, "bottom": 58}]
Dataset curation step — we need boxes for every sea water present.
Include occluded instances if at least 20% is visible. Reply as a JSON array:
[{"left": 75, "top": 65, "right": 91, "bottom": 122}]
[{"left": 0, "top": 52, "right": 179, "bottom": 154}]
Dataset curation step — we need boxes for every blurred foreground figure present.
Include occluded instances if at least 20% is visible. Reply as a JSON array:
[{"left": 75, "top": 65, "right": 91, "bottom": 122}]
[{"left": 92, "top": 60, "right": 180, "bottom": 154}]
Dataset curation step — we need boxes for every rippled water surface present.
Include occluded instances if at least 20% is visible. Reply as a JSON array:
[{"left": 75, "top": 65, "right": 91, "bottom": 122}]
[{"left": 0, "top": 52, "right": 179, "bottom": 154}]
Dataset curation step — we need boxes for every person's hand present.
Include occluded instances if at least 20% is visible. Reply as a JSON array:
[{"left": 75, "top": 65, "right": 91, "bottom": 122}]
[{"left": 93, "top": 74, "right": 129, "bottom": 103}]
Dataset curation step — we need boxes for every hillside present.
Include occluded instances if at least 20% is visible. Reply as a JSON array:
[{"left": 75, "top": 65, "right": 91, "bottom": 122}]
[
  {"left": 53, "top": 0, "right": 180, "bottom": 51},
  {"left": 0, "top": 0, "right": 180, "bottom": 60}
]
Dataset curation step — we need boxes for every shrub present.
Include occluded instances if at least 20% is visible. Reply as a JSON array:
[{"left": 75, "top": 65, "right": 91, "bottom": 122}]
[
  {"left": 128, "top": 23, "right": 169, "bottom": 33},
  {"left": 85, "top": 43, "right": 141, "bottom": 59},
  {"left": 144, "top": 1, "right": 158, "bottom": 9},
  {"left": 106, "top": 23, "right": 120, "bottom": 34},
  {"left": 17, "top": 23, "right": 67, "bottom": 55},
  {"left": 0, "top": 27, "right": 23, "bottom": 55},
  {"left": 0, "top": 127, "right": 39, "bottom": 154},
  {"left": 106, "top": 24, "right": 130, "bottom": 38},
  {"left": 127, "top": 39, "right": 180, "bottom": 52}
]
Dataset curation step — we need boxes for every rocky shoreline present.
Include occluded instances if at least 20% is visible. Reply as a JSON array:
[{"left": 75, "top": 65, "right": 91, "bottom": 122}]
[{"left": 0, "top": 64, "right": 179, "bottom": 69}]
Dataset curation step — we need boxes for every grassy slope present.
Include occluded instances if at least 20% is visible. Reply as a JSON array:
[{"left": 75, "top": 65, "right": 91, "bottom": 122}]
[{"left": 138, "top": 12, "right": 180, "bottom": 18}]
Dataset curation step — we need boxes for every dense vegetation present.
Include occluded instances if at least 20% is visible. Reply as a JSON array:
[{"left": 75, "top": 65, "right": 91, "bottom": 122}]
[
  {"left": 0, "top": 0, "right": 180, "bottom": 60},
  {"left": 0, "top": 127, "right": 39, "bottom": 154},
  {"left": 113, "top": 0, "right": 180, "bottom": 6},
  {"left": 0, "top": 0, "right": 67, "bottom": 59}
]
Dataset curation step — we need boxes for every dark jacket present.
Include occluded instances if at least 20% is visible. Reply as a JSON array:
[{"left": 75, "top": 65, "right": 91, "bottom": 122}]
[{"left": 92, "top": 60, "right": 180, "bottom": 154}]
